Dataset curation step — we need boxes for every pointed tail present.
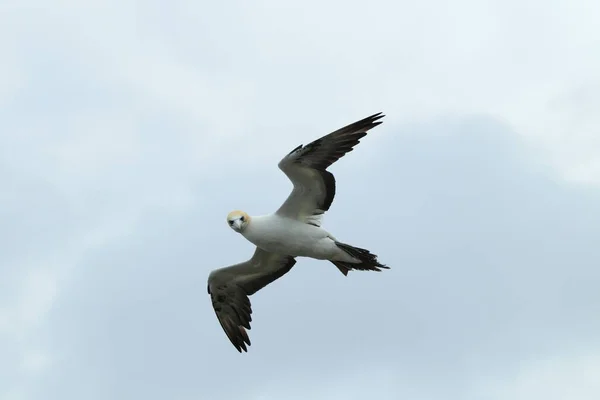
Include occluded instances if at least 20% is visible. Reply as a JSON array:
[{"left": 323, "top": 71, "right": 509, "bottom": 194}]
[{"left": 330, "top": 241, "right": 390, "bottom": 276}]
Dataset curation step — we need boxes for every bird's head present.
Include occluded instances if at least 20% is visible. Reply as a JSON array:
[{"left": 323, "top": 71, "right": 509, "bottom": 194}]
[{"left": 226, "top": 210, "right": 250, "bottom": 233}]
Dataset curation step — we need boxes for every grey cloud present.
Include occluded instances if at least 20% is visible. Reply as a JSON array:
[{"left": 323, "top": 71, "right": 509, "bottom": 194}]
[
  {"left": 12, "top": 115, "right": 598, "bottom": 400},
  {"left": 2, "top": 2, "right": 600, "bottom": 398}
]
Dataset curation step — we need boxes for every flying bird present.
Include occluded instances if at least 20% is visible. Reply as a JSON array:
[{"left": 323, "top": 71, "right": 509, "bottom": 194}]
[{"left": 207, "top": 112, "right": 390, "bottom": 352}]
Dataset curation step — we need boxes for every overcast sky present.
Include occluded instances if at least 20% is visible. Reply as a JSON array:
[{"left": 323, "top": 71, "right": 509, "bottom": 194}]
[{"left": 1, "top": 1, "right": 600, "bottom": 399}]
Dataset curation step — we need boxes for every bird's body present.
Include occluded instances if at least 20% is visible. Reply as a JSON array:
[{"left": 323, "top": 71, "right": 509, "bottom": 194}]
[
  {"left": 239, "top": 213, "right": 355, "bottom": 262},
  {"left": 207, "top": 112, "right": 390, "bottom": 352}
]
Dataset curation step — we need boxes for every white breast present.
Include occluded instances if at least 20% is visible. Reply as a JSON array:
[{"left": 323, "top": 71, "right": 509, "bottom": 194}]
[{"left": 242, "top": 214, "right": 333, "bottom": 259}]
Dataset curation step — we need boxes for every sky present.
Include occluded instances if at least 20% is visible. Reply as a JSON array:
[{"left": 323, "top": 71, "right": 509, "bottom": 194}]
[{"left": 1, "top": 0, "right": 599, "bottom": 399}]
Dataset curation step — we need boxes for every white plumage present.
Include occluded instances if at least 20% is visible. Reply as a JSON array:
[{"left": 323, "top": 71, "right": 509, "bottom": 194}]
[
  {"left": 207, "top": 112, "right": 390, "bottom": 352},
  {"left": 242, "top": 214, "right": 360, "bottom": 261}
]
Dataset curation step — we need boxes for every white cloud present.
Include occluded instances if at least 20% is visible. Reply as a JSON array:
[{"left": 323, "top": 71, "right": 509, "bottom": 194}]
[
  {"left": 0, "top": 269, "right": 57, "bottom": 339},
  {"left": 0, "top": 388, "right": 26, "bottom": 400},
  {"left": 17, "top": 269, "right": 57, "bottom": 331},
  {"left": 0, "top": 58, "right": 24, "bottom": 108},
  {"left": 44, "top": 113, "right": 141, "bottom": 177},
  {"left": 0, "top": 270, "right": 57, "bottom": 400},
  {"left": 250, "top": 365, "right": 406, "bottom": 400},
  {"left": 19, "top": 350, "right": 51, "bottom": 374},
  {"left": 471, "top": 348, "right": 600, "bottom": 400},
  {"left": 5, "top": 0, "right": 597, "bottom": 181}
]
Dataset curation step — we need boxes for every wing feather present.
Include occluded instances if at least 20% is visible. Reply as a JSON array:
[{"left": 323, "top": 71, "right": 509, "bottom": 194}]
[
  {"left": 275, "top": 112, "right": 385, "bottom": 224},
  {"left": 207, "top": 248, "right": 297, "bottom": 353}
]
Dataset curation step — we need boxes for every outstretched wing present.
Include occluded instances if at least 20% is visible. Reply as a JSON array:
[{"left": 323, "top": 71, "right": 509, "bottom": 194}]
[
  {"left": 275, "top": 112, "right": 385, "bottom": 226},
  {"left": 207, "top": 248, "right": 297, "bottom": 353}
]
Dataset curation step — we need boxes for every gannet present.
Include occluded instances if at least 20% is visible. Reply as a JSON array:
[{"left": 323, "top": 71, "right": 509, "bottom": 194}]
[{"left": 207, "top": 112, "right": 390, "bottom": 352}]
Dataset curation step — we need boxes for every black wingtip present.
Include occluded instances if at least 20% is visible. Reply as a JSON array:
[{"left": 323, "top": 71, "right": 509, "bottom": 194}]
[
  {"left": 358, "top": 111, "right": 385, "bottom": 122},
  {"left": 232, "top": 333, "right": 251, "bottom": 353},
  {"left": 332, "top": 112, "right": 385, "bottom": 136},
  {"left": 365, "top": 111, "right": 385, "bottom": 122}
]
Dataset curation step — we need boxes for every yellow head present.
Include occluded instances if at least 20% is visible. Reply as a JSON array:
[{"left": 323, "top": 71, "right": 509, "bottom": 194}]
[{"left": 226, "top": 210, "right": 250, "bottom": 233}]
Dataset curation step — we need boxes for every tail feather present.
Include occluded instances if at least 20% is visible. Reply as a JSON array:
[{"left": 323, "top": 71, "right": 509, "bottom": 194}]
[
  {"left": 330, "top": 241, "right": 390, "bottom": 275},
  {"left": 331, "top": 261, "right": 350, "bottom": 276}
]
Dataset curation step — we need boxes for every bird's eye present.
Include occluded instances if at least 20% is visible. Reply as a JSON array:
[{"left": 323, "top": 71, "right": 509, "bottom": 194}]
[
  {"left": 228, "top": 220, "right": 234, "bottom": 225},
  {"left": 240, "top": 216, "right": 245, "bottom": 222}
]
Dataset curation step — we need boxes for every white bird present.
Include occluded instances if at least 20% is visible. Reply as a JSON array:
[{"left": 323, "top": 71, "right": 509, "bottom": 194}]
[{"left": 207, "top": 112, "right": 390, "bottom": 352}]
